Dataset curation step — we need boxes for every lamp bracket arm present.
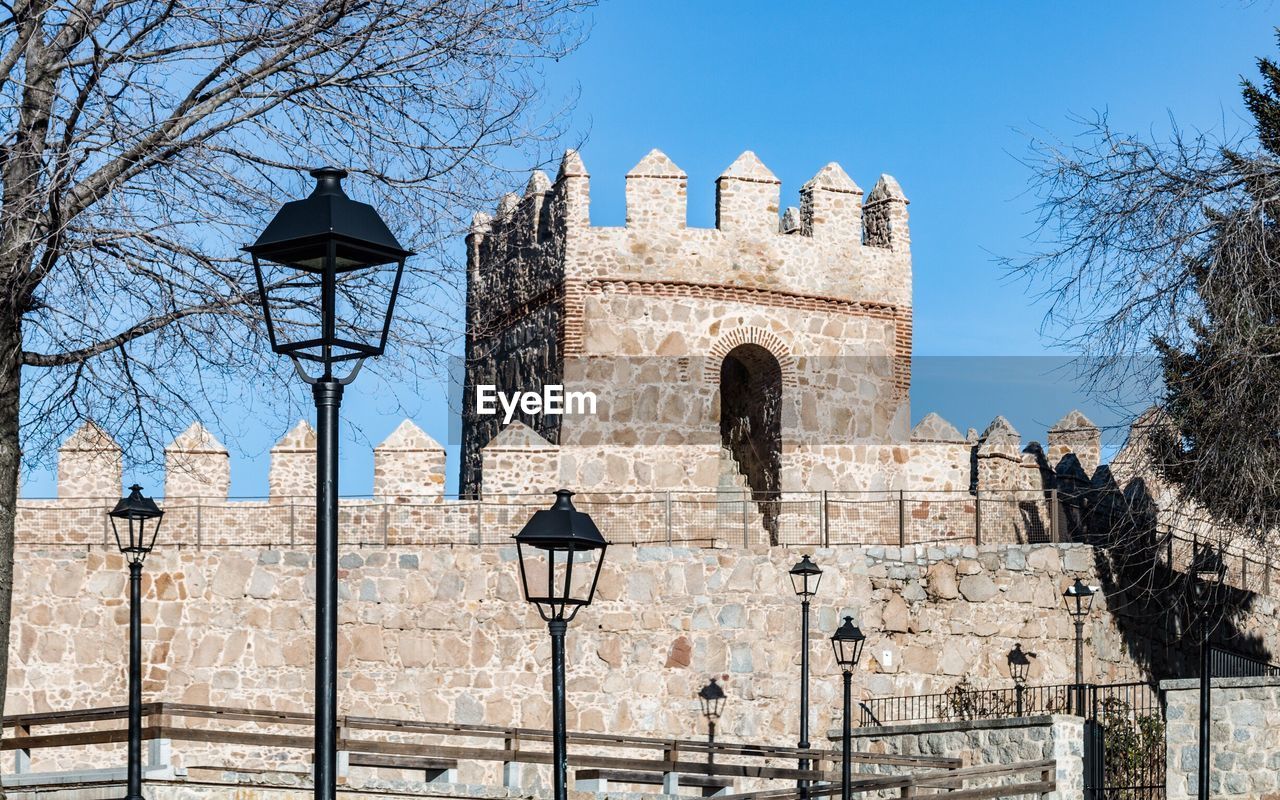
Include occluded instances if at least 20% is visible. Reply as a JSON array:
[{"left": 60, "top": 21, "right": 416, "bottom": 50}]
[{"left": 289, "top": 356, "right": 367, "bottom": 386}]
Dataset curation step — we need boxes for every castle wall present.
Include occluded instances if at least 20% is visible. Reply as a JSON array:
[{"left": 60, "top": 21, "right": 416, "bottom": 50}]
[
  {"left": 17, "top": 542, "right": 1276, "bottom": 759},
  {"left": 460, "top": 149, "right": 913, "bottom": 497}
]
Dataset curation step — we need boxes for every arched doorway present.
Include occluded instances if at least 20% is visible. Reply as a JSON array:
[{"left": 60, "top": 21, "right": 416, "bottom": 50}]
[{"left": 719, "top": 343, "right": 782, "bottom": 543}]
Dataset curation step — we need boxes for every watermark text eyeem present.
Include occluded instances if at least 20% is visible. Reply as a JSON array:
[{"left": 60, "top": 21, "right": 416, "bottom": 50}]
[{"left": 474, "top": 385, "right": 597, "bottom": 425}]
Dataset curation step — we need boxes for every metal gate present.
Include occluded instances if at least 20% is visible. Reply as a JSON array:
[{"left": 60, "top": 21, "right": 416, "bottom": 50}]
[{"left": 1083, "top": 682, "right": 1166, "bottom": 800}]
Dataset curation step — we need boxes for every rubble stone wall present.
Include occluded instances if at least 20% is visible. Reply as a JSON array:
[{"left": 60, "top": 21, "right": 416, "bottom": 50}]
[
  {"left": 1163, "top": 676, "right": 1280, "bottom": 799},
  {"left": 846, "top": 715, "right": 1083, "bottom": 800},
  {"left": 10, "top": 544, "right": 1245, "bottom": 750}
]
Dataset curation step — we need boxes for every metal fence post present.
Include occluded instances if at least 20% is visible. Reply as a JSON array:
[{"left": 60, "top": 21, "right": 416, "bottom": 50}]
[
  {"left": 897, "top": 490, "right": 906, "bottom": 547},
  {"left": 820, "top": 490, "right": 829, "bottom": 547},
  {"left": 288, "top": 502, "right": 296, "bottom": 549},
  {"left": 973, "top": 490, "right": 982, "bottom": 546},
  {"left": 665, "top": 491, "right": 673, "bottom": 546},
  {"left": 741, "top": 490, "right": 750, "bottom": 547},
  {"left": 195, "top": 501, "right": 203, "bottom": 550},
  {"left": 1050, "top": 488, "right": 1060, "bottom": 543},
  {"left": 381, "top": 502, "right": 390, "bottom": 547},
  {"left": 474, "top": 500, "right": 483, "bottom": 545}
]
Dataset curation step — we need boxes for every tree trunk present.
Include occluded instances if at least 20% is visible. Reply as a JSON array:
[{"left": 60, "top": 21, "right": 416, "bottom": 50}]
[{"left": 0, "top": 311, "right": 23, "bottom": 754}]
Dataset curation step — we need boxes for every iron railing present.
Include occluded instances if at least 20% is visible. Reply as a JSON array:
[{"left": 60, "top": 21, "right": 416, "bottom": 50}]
[
  {"left": 12, "top": 489, "right": 1280, "bottom": 596},
  {"left": 861, "top": 680, "right": 1165, "bottom": 800},
  {"left": 1208, "top": 645, "right": 1280, "bottom": 678},
  {"left": 14, "top": 489, "right": 1065, "bottom": 550},
  {"left": 858, "top": 682, "right": 1077, "bottom": 727}
]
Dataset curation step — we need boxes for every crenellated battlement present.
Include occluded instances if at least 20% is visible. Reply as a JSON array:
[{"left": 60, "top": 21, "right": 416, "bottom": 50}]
[
  {"left": 466, "top": 148, "right": 912, "bottom": 309},
  {"left": 470, "top": 149, "right": 907, "bottom": 247},
  {"left": 42, "top": 410, "right": 1103, "bottom": 504}
]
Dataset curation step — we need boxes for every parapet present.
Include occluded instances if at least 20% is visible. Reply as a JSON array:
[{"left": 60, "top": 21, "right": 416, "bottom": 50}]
[
  {"left": 165, "top": 423, "right": 229, "bottom": 499},
  {"left": 1047, "top": 410, "right": 1101, "bottom": 477},
  {"left": 374, "top": 420, "right": 446, "bottom": 501},
  {"left": 268, "top": 420, "right": 316, "bottom": 501},
  {"left": 468, "top": 147, "right": 911, "bottom": 258},
  {"left": 57, "top": 421, "right": 121, "bottom": 498}
]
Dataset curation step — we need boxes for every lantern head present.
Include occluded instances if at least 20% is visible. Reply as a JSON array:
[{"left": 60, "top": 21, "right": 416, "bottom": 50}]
[
  {"left": 514, "top": 490, "right": 608, "bottom": 622},
  {"left": 109, "top": 484, "right": 164, "bottom": 565},
  {"left": 245, "top": 167, "right": 413, "bottom": 376},
  {"left": 830, "top": 616, "right": 866, "bottom": 671},
  {"left": 789, "top": 554, "right": 822, "bottom": 598},
  {"left": 1062, "top": 578, "right": 1096, "bottom": 619}
]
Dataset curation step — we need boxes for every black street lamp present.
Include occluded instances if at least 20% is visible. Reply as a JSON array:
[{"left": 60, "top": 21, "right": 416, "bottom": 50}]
[
  {"left": 788, "top": 554, "right": 822, "bottom": 798},
  {"left": 1192, "top": 543, "right": 1226, "bottom": 800},
  {"left": 246, "top": 167, "right": 411, "bottom": 800},
  {"left": 830, "top": 617, "right": 866, "bottom": 800},
  {"left": 698, "top": 677, "right": 726, "bottom": 765},
  {"left": 515, "top": 490, "right": 608, "bottom": 800},
  {"left": 1061, "top": 578, "right": 1095, "bottom": 715},
  {"left": 108, "top": 485, "right": 164, "bottom": 800},
  {"left": 1007, "top": 643, "right": 1035, "bottom": 716}
]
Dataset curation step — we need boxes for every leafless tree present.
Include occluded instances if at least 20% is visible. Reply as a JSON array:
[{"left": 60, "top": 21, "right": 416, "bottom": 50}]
[{"left": 0, "top": 0, "right": 593, "bottom": 726}]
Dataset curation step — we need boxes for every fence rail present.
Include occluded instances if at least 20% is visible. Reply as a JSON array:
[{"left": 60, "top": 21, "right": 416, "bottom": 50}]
[
  {"left": 15, "top": 489, "right": 1280, "bottom": 595},
  {"left": 11, "top": 489, "right": 1072, "bottom": 550},
  {"left": 1, "top": 703, "right": 1057, "bottom": 798},
  {"left": 1208, "top": 646, "right": 1280, "bottom": 678}
]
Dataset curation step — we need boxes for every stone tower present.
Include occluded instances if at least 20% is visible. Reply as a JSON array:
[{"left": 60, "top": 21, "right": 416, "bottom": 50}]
[{"left": 461, "top": 149, "right": 913, "bottom": 499}]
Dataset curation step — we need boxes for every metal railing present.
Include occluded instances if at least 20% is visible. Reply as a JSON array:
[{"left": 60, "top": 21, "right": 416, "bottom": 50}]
[
  {"left": 858, "top": 682, "right": 1078, "bottom": 727},
  {"left": 14, "top": 488, "right": 1280, "bottom": 595},
  {"left": 0, "top": 702, "right": 1061, "bottom": 800},
  {"left": 1208, "top": 646, "right": 1280, "bottom": 678},
  {"left": 13, "top": 488, "right": 1066, "bottom": 550}
]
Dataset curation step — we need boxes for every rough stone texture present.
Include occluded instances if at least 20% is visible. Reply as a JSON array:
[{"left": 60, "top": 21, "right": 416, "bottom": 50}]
[
  {"left": 1163, "top": 676, "right": 1280, "bottom": 799},
  {"left": 846, "top": 715, "right": 1082, "bottom": 800},
  {"left": 373, "top": 420, "right": 446, "bottom": 500},
  {"left": 268, "top": 421, "right": 316, "bottom": 501},
  {"left": 56, "top": 422, "right": 122, "bottom": 499},
  {"left": 7, "top": 544, "right": 1185, "bottom": 755},
  {"left": 164, "top": 423, "right": 230, "bottom": 499},
  {"left": 460, "top": 149, "right": 913, "bottom": 498}
]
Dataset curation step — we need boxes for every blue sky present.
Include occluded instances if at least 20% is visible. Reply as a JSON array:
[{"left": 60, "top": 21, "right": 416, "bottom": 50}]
[{"left": 20, "top": 1, "right": 1276, "bottom": 497}]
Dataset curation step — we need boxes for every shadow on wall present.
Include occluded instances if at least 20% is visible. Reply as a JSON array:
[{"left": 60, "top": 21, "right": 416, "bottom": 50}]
[{"left": 1075, "top": 471, "right": 1269, "bottom": 682}]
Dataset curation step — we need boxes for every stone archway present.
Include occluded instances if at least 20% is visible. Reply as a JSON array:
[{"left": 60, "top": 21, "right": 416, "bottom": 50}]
[{"left": 719, "top": 343, "right": 782, "bottom": 543}]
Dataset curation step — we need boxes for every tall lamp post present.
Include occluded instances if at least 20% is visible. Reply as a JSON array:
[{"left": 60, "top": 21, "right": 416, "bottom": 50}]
[
  {"left": 1007, "top": 643, "right": 1034, "bottom": 716},
  {"left": 108, "top": 485, "right": 164, "bottom": 800},
  {"left": 698, "top": 677, "right": 726, "bottom": 765},
  {"left": 788, "top": 555, "right": 822, "bottom": 798},
  {"left": 515, "top": 490, "right": 609, "bottom": 800},
  {"left": 830, "top": 617, "right": 866, "bottom": 800},
  {"left": 1192, "top": 543, "right": 1226, "bottom": 800},
  {"left": 246, "top": 167, "right": 411, "bottom": 800},
  {"left": 1061, "top": 578, "right": 1096, "bottom": 716}
]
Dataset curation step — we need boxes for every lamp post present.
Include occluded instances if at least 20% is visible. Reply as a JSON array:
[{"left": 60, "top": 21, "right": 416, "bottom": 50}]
[
  {"left": 830, "top": 617, "right": 866, "bottom": 800},
  {"left": 108, "top": 485, "right": 164, "bottom": 800},
  {"left": 515, "top": 490, "right": 608, "bottom": 800},
  {"left": 1007, "top": 643, "right": 1034, "bottom": 716},
  {"left": 1061, "top": 578, "right": 1095, "bottom": 716},
  {"left": 1192, "top": 543, "right": 1226, "bottom": 800},
  {"left": 788, "top": 555, "right": 822, "bottom": 798},
  {"left": 698, "top": 677, "right": 726, "bottom": 765},
  {"left": 246, "top": 167, "right": 411, "bottom": 800}
]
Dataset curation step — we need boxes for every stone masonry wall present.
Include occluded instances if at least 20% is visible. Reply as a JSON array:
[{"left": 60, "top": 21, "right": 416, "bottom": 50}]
[
  {"left": 7, "top": 545, "right": 1185, "bottom": 758},
  {"left": 845, "top": 715, "right": 1082, "bottom": 800},
  {"left": 1163, "top": 676, "right": 1280, "bottom": 799},
  {"left": 461, "top": 148, "right": 913, "bottom": 496}
]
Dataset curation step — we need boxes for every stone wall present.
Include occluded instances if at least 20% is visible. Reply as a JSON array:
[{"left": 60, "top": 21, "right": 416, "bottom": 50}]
[
  {"left": 5, "top": 544, "right": 1174, "bottom": 750},
  {"left": 1163, "top": 676, "right": 1280, "bottom": 799},
  {"left": 459, "top": 148, "right": 914, "bottom": 497},
  {"left": 844, "top": 715, "right": 1082, "bottom": 800}
]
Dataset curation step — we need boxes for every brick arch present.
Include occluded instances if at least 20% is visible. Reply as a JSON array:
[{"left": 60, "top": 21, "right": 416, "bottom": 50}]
[{"left": 704, "top": 327, "right": 798, "bottom": 387}]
